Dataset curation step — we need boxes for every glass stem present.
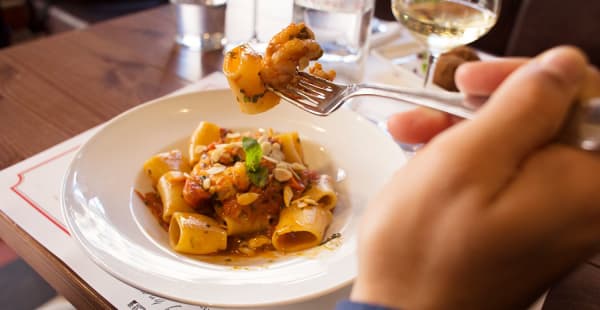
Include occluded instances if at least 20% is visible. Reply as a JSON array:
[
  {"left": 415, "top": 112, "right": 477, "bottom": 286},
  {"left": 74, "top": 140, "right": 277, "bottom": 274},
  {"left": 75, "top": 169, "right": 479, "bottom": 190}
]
[
  {"left": 423, "top": 52, "right": 439, "bottom": 88},
  {"left": 251, "top": 0, "right": 258, "bottom": 42}
]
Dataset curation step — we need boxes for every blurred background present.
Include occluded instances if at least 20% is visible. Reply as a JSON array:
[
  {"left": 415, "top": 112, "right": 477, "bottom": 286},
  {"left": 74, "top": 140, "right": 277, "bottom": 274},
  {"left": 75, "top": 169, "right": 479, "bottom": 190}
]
[
  {"left": 0, "top": 0, "right": 167, "bottom": 48},
  {"left": 1, "top": 0, "right": 599, "bottom": 65},
  {"left": 0, "top": 0, "right": 599, "bottom": 308}
]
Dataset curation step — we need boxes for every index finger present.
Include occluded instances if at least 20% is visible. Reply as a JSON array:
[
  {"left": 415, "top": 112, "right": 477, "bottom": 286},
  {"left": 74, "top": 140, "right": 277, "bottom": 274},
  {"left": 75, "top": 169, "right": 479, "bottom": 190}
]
[
  {"left": 387, "top": 58, "right": 529, "bottom": 144},
  {"left": 456, "top": 58, "right": 528, "bottom": 96}
]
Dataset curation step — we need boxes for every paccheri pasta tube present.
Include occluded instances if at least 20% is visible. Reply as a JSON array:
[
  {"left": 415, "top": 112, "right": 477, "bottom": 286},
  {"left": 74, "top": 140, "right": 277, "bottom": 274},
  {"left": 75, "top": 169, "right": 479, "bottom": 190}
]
[{"left": 272, "top": 205, "right": 332, "bottom": 252}]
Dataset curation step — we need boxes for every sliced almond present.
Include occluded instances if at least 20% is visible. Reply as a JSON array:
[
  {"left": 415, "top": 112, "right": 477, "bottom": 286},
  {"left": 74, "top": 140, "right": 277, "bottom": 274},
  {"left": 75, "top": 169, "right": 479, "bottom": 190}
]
[
  {"left": 226, "top": 132, "right": 241, "bottom": 139},
  {"left": 262, "top": 155, "right": 279, "bottom": 164},
  {"left": 291, "top": 162, "right": 306, "bottom": 171},
  {"left": 289, "top": 168, "right": 300, "bottom": 181},
  {"left": 206, "top": 165, "right": 226, "bottom": 175},
  {"left": 210, "top": 148, "right": 225, "bottom": 163},
  {"left": 276, "top": 162, "right": 289, "bottom": 169},
  {"left": 261, "top": 141, "right": 272, "bottom": 155},
  {"left": 273, "top": 167, "right": 292, "bottom": 182},
  {"left": 270, "top": 149, "right": 285, "bottom": 161},
  {"left": 194, "top": 145, "right": 207, "bottom": 155},
  {"left": 237, "top": 192, "right": 260, "bottom": 206},
  {"left": 202, "top": 177, "right": 211, "bottom": 190}
]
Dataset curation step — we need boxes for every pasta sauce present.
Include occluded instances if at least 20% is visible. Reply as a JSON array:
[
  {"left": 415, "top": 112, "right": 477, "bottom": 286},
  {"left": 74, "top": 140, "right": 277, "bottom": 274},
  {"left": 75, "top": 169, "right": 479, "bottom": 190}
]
[{"left": 138, "top": 122, "right": 337, "bottom": 257}]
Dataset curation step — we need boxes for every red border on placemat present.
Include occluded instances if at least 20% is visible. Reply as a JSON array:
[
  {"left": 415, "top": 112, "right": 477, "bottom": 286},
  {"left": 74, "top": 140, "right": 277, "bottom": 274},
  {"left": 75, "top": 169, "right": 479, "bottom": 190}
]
[{"left": 9, "top": 146, "right": 80, "bottom": 236}]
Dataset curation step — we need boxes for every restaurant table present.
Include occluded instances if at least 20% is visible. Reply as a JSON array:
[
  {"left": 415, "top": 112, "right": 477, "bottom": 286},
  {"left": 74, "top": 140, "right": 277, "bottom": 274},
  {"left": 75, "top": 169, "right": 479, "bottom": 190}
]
[{"left": 0, "top": 4, "right": 598, "bottom": 309}]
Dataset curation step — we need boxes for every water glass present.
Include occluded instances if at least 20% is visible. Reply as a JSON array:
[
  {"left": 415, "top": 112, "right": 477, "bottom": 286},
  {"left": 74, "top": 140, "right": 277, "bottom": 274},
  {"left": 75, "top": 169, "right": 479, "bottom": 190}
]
[
  {"left": 171, "top": 0, "right": 227, "bottom": 51},
  {"left": 225, "top": 0, "right": 293, "bottom": 52},
  {"left": 293, "top": 0, "right": 375, "bottom": 82}
]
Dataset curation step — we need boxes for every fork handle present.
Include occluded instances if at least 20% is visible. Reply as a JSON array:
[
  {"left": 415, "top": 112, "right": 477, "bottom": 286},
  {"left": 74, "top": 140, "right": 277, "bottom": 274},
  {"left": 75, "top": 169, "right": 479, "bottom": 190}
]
[
  {"left": 353, "top": 83, "right": 478, "bottom": 119},
  {"left": 352, "top": 83, "right": 600, "bottom": 152}
]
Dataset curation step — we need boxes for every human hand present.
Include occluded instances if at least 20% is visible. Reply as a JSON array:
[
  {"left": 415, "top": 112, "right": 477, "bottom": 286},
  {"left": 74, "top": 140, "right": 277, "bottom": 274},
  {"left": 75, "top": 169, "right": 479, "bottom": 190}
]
[
  {"left": 387, "top": 57, "right": 533, "bottom": 144},
  {"left": 351, "top": 46, "right": 600, "bottom": 309}
]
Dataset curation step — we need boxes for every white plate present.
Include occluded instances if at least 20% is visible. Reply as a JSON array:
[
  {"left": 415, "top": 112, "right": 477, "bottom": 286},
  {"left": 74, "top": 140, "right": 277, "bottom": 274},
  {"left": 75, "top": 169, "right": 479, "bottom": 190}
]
[{"left": 61, "top": 89, "right": 406, "bottom": 308}]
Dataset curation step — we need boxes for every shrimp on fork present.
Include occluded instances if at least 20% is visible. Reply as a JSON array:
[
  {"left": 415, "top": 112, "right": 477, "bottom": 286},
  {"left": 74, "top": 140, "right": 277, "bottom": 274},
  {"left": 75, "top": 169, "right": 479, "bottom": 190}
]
[{"left": 260, "top": 23, "right": 334, "bottom": 88}]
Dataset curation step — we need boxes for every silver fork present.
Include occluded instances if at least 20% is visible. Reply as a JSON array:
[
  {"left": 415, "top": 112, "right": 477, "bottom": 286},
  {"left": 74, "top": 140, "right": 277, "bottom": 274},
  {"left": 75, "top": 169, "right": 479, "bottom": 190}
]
[{"left": 267, "top": 71, "right": 600, "bottom": 152}]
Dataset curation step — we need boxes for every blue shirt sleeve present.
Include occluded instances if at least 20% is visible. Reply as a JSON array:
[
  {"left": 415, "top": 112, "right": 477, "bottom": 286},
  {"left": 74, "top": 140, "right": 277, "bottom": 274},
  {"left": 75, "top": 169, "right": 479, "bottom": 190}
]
[{"left": 335, "top": 300, "right": 396, "bottom": 310}]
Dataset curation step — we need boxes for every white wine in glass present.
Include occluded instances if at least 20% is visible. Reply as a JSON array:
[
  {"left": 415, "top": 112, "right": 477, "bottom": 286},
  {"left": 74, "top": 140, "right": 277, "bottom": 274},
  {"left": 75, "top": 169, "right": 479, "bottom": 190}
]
[{"left": 392, "top": 0, "right": 500, "bottom": 87}]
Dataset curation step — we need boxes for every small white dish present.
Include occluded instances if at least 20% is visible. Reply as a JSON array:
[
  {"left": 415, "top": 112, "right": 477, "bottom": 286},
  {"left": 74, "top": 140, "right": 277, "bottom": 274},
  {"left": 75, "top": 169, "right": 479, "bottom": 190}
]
[{"left": 61, "top": 89, "right": 406, "bottom": 307}]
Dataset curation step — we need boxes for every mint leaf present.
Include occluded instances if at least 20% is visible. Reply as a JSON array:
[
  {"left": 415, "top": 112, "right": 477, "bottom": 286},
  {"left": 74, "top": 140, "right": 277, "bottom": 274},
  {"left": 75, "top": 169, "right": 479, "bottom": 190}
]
[
  {"left": 242, "top": 137, "right": 262, "bottom": 172},
  {"left": 242, "top": 137, "right": 268, "bottom": 187},
  {"left": 248, "top": 166, "right": 268, "bottom": 188}
]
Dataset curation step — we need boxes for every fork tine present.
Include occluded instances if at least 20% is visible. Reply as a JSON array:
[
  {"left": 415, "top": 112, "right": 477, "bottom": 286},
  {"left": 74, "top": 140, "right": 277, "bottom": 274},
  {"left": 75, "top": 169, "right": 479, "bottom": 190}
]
[
  {"left": 295, "top": 83, "right": 327, "bottom": 99},
  {"left": 271, "top": 85, "right": 320, "bottom": 107},
  {"left": 297, "top": 72, "right": 335, "bottom": 91},
  {"left": 266, "top": 71, "right": 349, "bottom": 116},
  {"left": 298, "top": 78, "right": 332, "bottom": 94},
  {"left": 292, "top": 88, "right": 321, "bottom": 106}
]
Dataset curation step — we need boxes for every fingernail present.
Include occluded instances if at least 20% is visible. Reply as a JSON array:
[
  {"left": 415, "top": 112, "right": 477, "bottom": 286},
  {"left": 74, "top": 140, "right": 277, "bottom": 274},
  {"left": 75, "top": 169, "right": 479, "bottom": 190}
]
[{"left": 537, "top": 47, "right": 587, "bottom": 84}]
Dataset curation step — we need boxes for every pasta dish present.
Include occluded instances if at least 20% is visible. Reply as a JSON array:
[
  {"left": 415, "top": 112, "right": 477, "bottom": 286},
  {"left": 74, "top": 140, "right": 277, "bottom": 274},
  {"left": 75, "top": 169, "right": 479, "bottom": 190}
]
[{"left": 137, "top": 121, "right": 338, "bottom": 256}]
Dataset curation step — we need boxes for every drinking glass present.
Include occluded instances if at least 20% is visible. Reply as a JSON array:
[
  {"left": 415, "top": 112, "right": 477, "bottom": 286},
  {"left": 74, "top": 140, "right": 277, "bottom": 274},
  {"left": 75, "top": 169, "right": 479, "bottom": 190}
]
[
  {"left": 225, "top": 0, "right": 292, "bottom": 53},
  {"left": 171, "top": 0, "right": 227, "bottom": 51},
  {"left": 293, "top": 0, "right": 375, "bottom": 82},
  {"left": 391, "top": 0, "right": 500, "bottom": 87}
]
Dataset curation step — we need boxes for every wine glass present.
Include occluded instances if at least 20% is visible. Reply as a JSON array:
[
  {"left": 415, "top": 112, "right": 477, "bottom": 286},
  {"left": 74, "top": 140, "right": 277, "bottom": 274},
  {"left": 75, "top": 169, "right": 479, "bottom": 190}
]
[
  {"left": 391, "top": 0, "right": 500, "bottom": 87},
  {"left": 248, "top": 0, "right": 266, "bottom": 52}
]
